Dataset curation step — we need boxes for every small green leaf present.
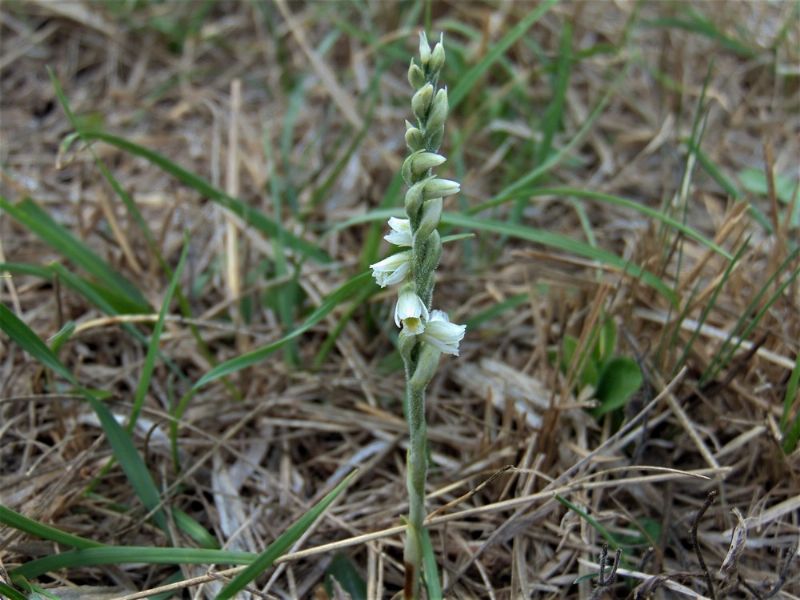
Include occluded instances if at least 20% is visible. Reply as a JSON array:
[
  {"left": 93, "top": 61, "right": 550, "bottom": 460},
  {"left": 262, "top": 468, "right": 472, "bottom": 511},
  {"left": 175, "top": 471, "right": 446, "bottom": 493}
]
[
  {"left": 594, "top": 318, "right": 617, "bottom": 365},
  {"left": 561, "top": 335, "right": 599, "bottom": 389},
  {"left": 592, "top": 357, "right": 643, "bottom": 417}
]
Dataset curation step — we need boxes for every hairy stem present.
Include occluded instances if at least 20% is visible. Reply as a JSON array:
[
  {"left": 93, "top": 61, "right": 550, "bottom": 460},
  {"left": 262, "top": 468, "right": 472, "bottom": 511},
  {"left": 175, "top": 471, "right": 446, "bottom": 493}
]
[{"left": 403, "top": 379, "right": 427, "bottom": 599}]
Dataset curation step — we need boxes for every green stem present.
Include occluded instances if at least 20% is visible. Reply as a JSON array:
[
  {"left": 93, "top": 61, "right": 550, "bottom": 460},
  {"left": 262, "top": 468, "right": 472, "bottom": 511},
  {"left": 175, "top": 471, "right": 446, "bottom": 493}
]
[{"left": 404, "top": 377, "right": 427, "bottom": 599}]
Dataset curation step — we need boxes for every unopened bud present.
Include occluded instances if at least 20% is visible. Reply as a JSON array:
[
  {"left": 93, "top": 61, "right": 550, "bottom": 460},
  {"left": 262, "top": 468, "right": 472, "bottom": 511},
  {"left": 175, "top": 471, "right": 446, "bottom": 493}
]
[
  {"left": 429, "top": 38, "right": 445, "bottom": 72},
  {"left": 408, "top": 60, "right": 425, "bottom": 89},
  {"left": 423, "top": 178, "right": 460, "bottom": 200},
  {"left": 418, "top": 31, "right": 431, "bottom": 66},
  {"left": 401, "top": 149, "right": 422, "bottom": 185},
  {"left": 426, "top": 88, "right": 448, "bottom": 132},
  {"left": 415, "top": 197, "right": 443, "bottom": 240},
  {"left": 405, "top": 123, "right": 424, "bottom": 151},
  {"left": 404, "top": 181, "right": 426, "bottom": 218},
  {"left": 411, "top": 152, "right": 446, "bottom": 177},
  {"left": 411, "top": 83, "right": 434, "bottom": 121}
]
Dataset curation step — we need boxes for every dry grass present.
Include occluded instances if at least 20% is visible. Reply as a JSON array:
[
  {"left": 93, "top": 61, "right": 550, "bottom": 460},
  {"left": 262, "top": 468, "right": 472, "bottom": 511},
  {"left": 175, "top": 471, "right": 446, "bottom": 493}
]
[{"left": 1, "top": 1, "right": 798, "bottom": 598}]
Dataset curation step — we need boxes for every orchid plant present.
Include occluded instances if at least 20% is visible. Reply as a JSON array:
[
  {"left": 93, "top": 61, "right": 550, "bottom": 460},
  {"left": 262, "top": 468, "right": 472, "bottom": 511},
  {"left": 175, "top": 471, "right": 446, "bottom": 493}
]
[{"left": 370, "top": 31, "right": 465, "bottom": 599}]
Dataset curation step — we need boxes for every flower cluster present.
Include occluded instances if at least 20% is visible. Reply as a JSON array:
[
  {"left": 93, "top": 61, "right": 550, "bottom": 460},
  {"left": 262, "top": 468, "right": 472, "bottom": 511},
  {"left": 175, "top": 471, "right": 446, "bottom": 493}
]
[{"left": 370, "top": 32, "right": 465, "bottom": 357}]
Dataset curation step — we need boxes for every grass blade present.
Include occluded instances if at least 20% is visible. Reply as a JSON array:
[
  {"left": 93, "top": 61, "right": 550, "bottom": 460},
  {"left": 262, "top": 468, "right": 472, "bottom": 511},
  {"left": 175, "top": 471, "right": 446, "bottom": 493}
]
[
  {"left": 193, "top": 271, "right": 373, "bottom": 389},
  {"left": 470, "top": 186, "right": 731, "bottom": 260},
  {"left": 129, "top": 240, "right": 188, "bottom": 430},
  {"left": 0, "top": 303, "right": 169, "bottom": 532},
  {"left": 449, "top": 0, "right": 557, "bottom": 109},
  {"left": 13, "top": 547, "right": 255, "bottom": 580},
  {"left": 0, "top": 304, "right": 75, "bottom": 382},
  {"left": 331, "top": 209, "right": 676, "bottom": 304},
  {"left": 0, "top": 196, "right": 149, "bottom": 313},
  {"left": 0, "top": 505, "right": 103, "bottom": 550},
  {"left": 215, "top": 470, "right": 357, "bottom": 600},
  {"left": 76, "top": 130, "right": 330, "bottom": 264},
  {"left": 421, "top": 527, "right": 442, "bottom": 600}
]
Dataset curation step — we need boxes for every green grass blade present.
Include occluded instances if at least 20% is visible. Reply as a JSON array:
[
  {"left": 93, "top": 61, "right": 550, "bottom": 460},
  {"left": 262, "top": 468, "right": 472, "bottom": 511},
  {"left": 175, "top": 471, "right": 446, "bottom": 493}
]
[
  {"left": 465, "top": 293, "right": 530, "bottom": 330},
  {"left": 13, "top": 546, "right": 255, "bottom": 580},
  {"left": 0, "top": 303, "right": 169, "bottom": 532},
  {"left": 641, "top": 11, "right": 757, "bottom": 59},
  {"left": 193, "top": 271, "right": 373, "bottom": 389},
  {"left": 492, "top": 70, "right": 622, "bottom": 204},
  {"left": 173, "top": 507, "right": 220, "bottom": 550},
  {"left": 83, "top": 395, "right": 169, "bottom": 532},
  {"left": 555, "top": 495, "right": 620, "bottom": 550},
  {"left": 128, "top": 240, "right": 188, "bottom": 431},
  {"left": 442, "top": 213, "right": 676, "bottom": 305},
  {"left": 263, "top": 125, "right": 299, "bottom": 366},
  {"left": 0, "top": 504, "right": 103, "bottom": 550},
  {"left": 0, "top": 583, "right": 27, "bottom": 600},
  {"left": 673, "top": 239, "right": 749, "bottom": 376},
  {"left": 781, "top": 348, "right": 800, "bottom": 451},
  {"left": 215, "top": 470, "right": 357, "bottom": 600},
  {"left": 75, "top": 130, "right": 330, "bottom": 264},
  {"left": 0, "top": 304, "right": 75, "bottom": 382},
  {"left": 448, "top": 0, "right": 557, "bottom": 109},
  {"left": 471, "top": 186, "right": 731, "bottom": 260},
  {"left": 0, "top": 262, "right": 53, "bottom": 279},
  {"left": 46, "top": 68, "right": 327, "bottom": 264},
  {"left": 0, "top": 196, "right": 149, "bottom": 312},
  {"left": 701, "top": 249, "right": 800, "bottom": 385},
  {"left": 331, "top": 209, "right": 676, "bottom": 304},
  {"left": 421, "top": 527, "right": 442, "bottom": 600}
]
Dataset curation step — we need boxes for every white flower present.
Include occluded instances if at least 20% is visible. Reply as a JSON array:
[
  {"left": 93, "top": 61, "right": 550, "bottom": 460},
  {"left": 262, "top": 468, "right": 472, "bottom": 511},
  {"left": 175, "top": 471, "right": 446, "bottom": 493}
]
[
  {"left": 370, "top": 251, "right": 411, "bottom": 287},
  {"left": 384, "top": 217, "right": 412, "bottom": 247},
  {"left": 394, "top": 288, "right": 429, "bottom": 334},
  {"left": 421, "top": 310, "right": 466, "bottom": 355}
]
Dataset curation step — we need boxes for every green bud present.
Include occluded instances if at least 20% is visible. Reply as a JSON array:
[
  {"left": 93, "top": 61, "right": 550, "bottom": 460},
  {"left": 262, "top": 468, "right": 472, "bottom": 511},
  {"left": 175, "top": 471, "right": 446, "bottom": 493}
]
[
  {"left": 408, "top": 60, "right": 425, "bottom": 89},
  {"left": 401, "top": 149, "right": 423, "bottom": 185},
  {"left": 425, "top": 125, "right": 444, "bottom": 153},
  {"left": 411, "top": 152, "right": 446, "bottom": 177},
  {"left": 426, "top": 88, "right": 448, "bottom": 132},
  {"left": 404, "top": 180, "right": 426, "bottom": 218},
  {"left": 415, "top": 197, "right": 442, "bottom": 241},
  {"left": 411, "top": 83, "right": 434, "bottom": 122},
  {"left": 405, "top": 123, "right": 424, "bottom": 151},
  {"left": 423, "top": 178, "right": 460, "bottom": 200},
  {"left": 418, "top": 31, "right": 431, "bottom": 66},
  {"left": 410, "top": 342, "right": 442, "bottom": 390},
  {"left": 429, "top": 39, "right": 445, "bottom": 73}
]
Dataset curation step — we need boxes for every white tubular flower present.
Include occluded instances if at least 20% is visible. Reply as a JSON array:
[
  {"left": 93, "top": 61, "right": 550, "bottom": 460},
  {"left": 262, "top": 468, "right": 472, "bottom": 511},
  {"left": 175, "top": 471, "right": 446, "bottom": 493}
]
[
  {"left": 421, "top": 310, "right": 466, "bottom": 355},
  {"left": 370, "top": 251, "right": 411, "bottom": 287},
  {"left": 394, "top": 287, "right": 429, "bottom": 334},
  {"left": 384, "top": 217, "right": 412, "bottom": 247}
]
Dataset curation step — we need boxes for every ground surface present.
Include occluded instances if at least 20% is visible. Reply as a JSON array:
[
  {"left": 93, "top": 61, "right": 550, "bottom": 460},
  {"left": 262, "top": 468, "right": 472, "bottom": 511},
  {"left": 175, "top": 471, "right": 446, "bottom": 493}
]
[{"left": 1, "top": 1, "right": 799, "bottom": 599}]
